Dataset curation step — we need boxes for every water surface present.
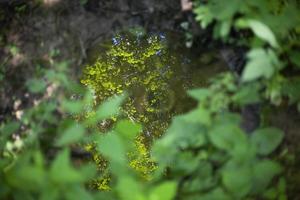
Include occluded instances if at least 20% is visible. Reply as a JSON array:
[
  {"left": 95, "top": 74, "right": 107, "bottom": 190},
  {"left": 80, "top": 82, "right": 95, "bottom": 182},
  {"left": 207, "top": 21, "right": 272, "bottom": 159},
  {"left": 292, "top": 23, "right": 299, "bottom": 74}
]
[{"left": 82, "top": 29, "right": 226, "bottom": 139}]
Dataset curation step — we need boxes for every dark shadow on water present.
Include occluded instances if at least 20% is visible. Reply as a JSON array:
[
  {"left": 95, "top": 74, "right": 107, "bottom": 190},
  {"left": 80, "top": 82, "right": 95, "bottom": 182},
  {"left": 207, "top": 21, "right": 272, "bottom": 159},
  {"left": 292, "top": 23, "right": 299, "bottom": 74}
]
[{"left": 82, "top": 28, "right": 227, "bottom": 140}]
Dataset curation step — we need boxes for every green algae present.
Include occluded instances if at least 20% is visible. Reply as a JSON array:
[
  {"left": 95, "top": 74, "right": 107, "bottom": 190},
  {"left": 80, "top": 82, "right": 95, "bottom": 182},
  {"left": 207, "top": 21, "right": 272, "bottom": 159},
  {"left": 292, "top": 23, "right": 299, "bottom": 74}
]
[
  {"left": 81, "top": 30, "right": 225, "bottom": 139},
  {"left": 80, "top": 29, "right": 226, "bottom": 189}
]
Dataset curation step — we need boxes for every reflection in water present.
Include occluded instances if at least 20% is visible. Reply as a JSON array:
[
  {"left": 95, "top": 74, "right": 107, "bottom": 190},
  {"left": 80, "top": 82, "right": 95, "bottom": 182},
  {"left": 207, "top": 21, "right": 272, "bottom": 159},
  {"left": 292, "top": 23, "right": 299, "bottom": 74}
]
[{"left": 81, "top": 29, "right": 225, "bottom": 139}]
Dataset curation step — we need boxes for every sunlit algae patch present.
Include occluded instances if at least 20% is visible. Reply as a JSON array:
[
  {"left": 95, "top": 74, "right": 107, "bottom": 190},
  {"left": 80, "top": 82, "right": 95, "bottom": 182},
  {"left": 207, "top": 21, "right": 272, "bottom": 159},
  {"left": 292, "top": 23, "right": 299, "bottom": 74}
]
[{"left": 81, "top": 31, "right": 196, "bottom": 139}]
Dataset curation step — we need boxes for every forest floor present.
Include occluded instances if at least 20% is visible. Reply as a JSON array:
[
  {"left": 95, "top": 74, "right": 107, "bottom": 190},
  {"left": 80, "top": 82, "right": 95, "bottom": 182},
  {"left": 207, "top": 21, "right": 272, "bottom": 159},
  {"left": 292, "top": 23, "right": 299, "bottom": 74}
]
[{"left": 1, "top": 0, "right": 300, "bottom": 198}]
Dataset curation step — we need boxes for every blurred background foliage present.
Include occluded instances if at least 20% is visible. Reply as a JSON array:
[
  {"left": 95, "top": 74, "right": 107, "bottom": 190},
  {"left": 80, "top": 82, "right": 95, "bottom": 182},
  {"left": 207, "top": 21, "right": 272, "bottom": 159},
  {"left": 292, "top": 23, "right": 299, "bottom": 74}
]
[{"left": 0, "top": 0, "right": 300, "bottom": 199}]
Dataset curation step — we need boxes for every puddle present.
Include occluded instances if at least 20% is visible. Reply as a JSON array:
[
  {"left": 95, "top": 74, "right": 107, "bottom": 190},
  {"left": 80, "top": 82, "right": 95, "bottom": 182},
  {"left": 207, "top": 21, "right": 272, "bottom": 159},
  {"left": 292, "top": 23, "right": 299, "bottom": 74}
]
[{"left": 81, "top": 28, "right": 226, "bottom": 139}]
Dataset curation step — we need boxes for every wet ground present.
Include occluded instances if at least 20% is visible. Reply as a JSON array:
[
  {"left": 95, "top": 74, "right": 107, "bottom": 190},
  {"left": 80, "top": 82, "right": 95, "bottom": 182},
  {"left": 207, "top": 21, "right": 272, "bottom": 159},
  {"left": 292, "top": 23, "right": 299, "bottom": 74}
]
[
  {"left": 0, "top": 0, "right": 195, "bottom": 120},
  {"left": 81, "top": 29, "right": 226, "bottom": 138}
]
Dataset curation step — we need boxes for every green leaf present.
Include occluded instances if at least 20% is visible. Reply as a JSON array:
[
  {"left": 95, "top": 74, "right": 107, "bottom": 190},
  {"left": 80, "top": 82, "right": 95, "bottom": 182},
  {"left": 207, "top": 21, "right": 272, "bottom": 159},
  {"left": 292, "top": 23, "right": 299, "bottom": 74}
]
[
  {"left": 282, "top": 77, "right": 300, "bottom": 103},
  {"left": 187, "top": 88, "right": 211, "bottom": 101},
  {"left": 251, "top": 159, "right": 282, "bottom": 193},
  {"left": 0, "top": 122, "right": 20, "bottom": 148},
  {"left": 149, "top": 181, "right": 177, "bottom": 200},
  {"left": 222, "top": 166, "right": 252, "bottom": 198},
  {"left": 117, "top": 176, "right": 146, "bottom": 200},
  {"left": 263, "top": 187, "right": 277, "bottom": 200},
  {"left": 0, "top": 121, "right": 20, "bottom": 136},
  {"left": 182, "top": 106, "right": 211, "bottom": 126},
  {"left": 172, "top": 152, "right": 202, "bottom": 176},
  {"left": 50, "top": 149, "right": 83, "bottom": 183},
  {"left": 289, "top": 51, "right": 300, "bottom": 68},
  {"left": 5, "top": 154, "right": 46, "bottom": 190},
  {"left": 242, "top": 49, "right": 277, "bottom": 82},
  {"left": 181, "top": 161, "right": 215, "bottom": 192},
  {"left": 235, "top": 19, "right": 279, "bottom": 48},
  {"left": 251, "top": 127, "right": 284, "bottom": 155},
  {"left": 152, "top": 117, "right": 203, "bottom": 166},
  {"left": 220, "top": 20, "right": 232, "bottom": 38},
  {"left": 8, "top": 45, "right": 20, "bottom": 56},
  {"left": 209, "top": 0, "right": 241, "bottom": 20},
  {"left": 170, "top": 116, "right": 206, "bottom": 149},
  {"left": 98, "top": 133, "right": 126, "bottom": 164},
  {"left": 64, "top": 185, "right": 93, "bottom": 200},
  {"left": 78, "top": 164, "right": 97, "bottom": 181},
  {"left": 26, "top": 79, "right": 46, "bottom": 93},
  {"left": 79, "top": 0, "right": 88, "bottom": 6},
  {"left": 96, "top": 93, "right": 127, "bottom": 118},
  {"left": 232, "top": 83, "right": 261, "bottom": 105},
  {"left": 56, "top": 124, "right": 85, "bottom": 146},
  {"left": 86, "top": 93, "right": 127, "bottom": 124},
  {"left": 200, "top": 188, "right": 232, "bottom": 200},
  {"left": 247, "top": 20, "right": 279, "bottom": 48},
  {"left": 278, "top": 177, "right": 287, "bottom": 195},
  {"left": 209, "top": 124, "right": 247, "bottom": 153},
  {"left": 115, "top": 120, "right": 142, "bottom": 141},
  {"left": 193, "top": 6, "right": 214, "bottom": 28},
  {"left": 61, "top": 100, "right": 84, "bottom": 114}
]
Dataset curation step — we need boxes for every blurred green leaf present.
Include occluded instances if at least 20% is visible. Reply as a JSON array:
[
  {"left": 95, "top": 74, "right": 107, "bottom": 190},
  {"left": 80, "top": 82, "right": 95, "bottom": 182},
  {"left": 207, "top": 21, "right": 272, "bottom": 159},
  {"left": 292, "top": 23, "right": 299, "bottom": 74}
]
[
  {"left": 222, "top": 165, "right": 252, "bottom": 198},
  {"left": 181, "top": 109, "right": 204, "bottom": 125},
  {"left": 0, "top": 122, "right": 20, "bottom": 150},
  {"left": 98, "top": 133, "right": 126, "bottom": 164},
  {"left": 86, "top": 93, "right": 127, "bottom": 125},
  {"left": 50, "top": 149, "right": 83, "bottom": 183},
  {"left": 0, "top": 121, "right": 20, "bottom": 136},
  {"left": 61, "top": 100, "right": 84, "bottom": 114},
  {"left": 263, "top": 187, "right": 277, "bottom": 199},
  {"left": 188, "top": 88, "right": 211, "bottom": 101},
  {"left": 182, "top": 106, "right": 211, "bottom": 126},
  {"left": 251, "top": 159, "right": 282, "bottom": 193},
  {"left": 64, "top": 185, "right": 93, "bottom": 200},
  {"left": 8, "top": 45, "right": 19, "bottom": 56},
  {"left": 96, "top": 94, "right": 127, "bottom": 118},
  {"left": 278, "top": 177, "right": 286, "bottom": 193},
  {"left": 232, "top": 83, "right": 261, "bottom": 105},
  {"left": 78, "top": 164, "right": 97, "bottom": 181},
  {"left": 26, "top": 79, "right": 47, "bottom": 93},
  {"left": 198, "top": 188, "right": 232, "bottom": 200},
  {"left": 115, "top": 120, "right": 142, "bottom": 141},
  {"left": 117, "top": 176, "right": 146, "bottom": 200},
  {"left": 56, "top": 124, "right": 85, "bottom": 146},
  {"left": 171, "top": 152, "right": 202, "bottom": 176},
  {"left": 79, "top": 0, "right": 88, "bottom": 6},
  {"left": 289, "top": 51, "right": 300, "bottom": 68},
  {"left": 5, "top": 153, "right": 46, "bottom": 191},
  {"left": 209, "top": 124, "right": 247, "bottom": 153},
  {"left": 209, "top": 0, "right": 241, "bottom": 20},
  {"left": 282, "top": 77, "right": 300, "bottom": 103},
  {"left": 182, "top": 161, "right": 215, "bottom": 192},
  {"left": 242, "top": 49, "right": 277, "bottom": 82},
  {"left": 194, "top": 6, "right": 214, "bottom": 28},
  {"left": 251, "top": 127, "right": 284, "bottom": 155},
  {"left": 149, "top": 181, "right": 177, "bottom": 200},
  {"left": 236, "top": 19, "right": 279, "bottom": 48},
  {"left": 220, "top": 20, "right": 232, "bottom": 38}
]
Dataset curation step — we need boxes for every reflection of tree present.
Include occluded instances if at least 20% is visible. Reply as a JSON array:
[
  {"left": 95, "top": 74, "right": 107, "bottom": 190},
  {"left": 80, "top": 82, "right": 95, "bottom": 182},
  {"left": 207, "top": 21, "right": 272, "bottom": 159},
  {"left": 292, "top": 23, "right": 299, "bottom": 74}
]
[{"left": 81, "top": 33, "right": 175, "bottom": 138}]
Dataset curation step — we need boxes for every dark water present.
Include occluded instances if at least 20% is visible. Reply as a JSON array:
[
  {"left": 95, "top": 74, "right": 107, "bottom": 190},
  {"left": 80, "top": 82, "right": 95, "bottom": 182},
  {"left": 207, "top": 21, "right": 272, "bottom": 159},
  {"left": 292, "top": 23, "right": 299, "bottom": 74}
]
[{"left": 82, "top": 28, "right": 226, "bottom": 138}]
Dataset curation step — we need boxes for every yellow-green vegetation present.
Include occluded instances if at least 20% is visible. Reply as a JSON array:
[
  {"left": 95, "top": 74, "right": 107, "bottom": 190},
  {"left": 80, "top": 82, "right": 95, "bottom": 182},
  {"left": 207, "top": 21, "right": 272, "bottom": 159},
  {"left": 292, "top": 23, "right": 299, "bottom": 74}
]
[
  {"left": 80, "top": 32, "right": 179, "bottom": 189},
  {"left": 81, "top": 33, "right": 176, "bottom": 137},
  {"left": 128, "top": 137, "right": 158, "bottom": 180}
]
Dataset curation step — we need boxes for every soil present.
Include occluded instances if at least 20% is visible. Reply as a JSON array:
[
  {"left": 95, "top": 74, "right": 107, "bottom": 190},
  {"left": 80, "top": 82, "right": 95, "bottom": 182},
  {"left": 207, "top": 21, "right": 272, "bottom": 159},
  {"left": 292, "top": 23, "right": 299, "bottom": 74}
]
[{"left": 0, "top": 0, "right": 191, "bottom": 120}]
